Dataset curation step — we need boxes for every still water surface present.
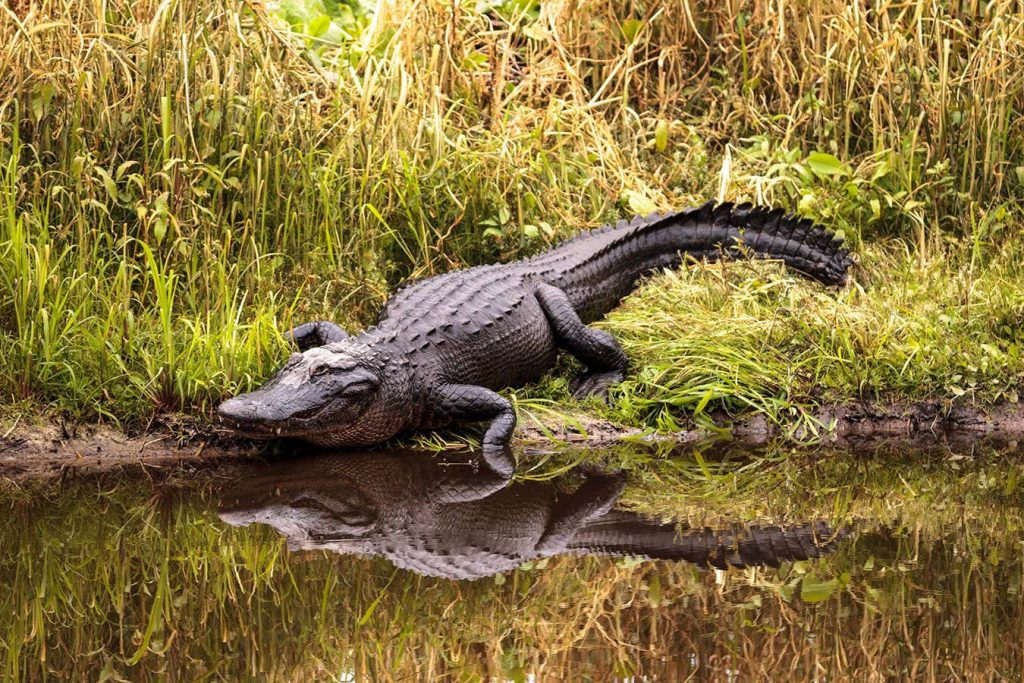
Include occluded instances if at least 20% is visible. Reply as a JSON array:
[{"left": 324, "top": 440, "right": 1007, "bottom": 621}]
[{"left": 2, "top": 441, "right": 1022, "bottom": 679}]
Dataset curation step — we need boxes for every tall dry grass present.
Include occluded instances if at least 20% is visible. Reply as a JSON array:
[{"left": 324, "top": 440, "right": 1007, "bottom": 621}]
[{"left": 1, "top": 0, "right": 1023, "bottom": 425}]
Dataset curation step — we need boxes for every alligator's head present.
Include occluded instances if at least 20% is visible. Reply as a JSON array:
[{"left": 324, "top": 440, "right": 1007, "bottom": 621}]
[{"left": 217, "top": 342, "right": 391, "bottom": 445}]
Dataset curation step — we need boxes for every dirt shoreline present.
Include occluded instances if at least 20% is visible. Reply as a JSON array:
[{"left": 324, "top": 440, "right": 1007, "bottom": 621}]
[{"left": 2, "top": 400, "right": 1023, "bottom": 484}]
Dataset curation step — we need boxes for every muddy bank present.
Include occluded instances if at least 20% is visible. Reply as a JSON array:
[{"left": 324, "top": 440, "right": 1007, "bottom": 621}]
[
  {"left": 517, "top": 399, "right": 1024, "bottom": 450},
  {"left": 0, "top": 418, "right": 262, "bottom": 485},
  {"left": 727, "top": 400, "right": 1024, "bottom": 447},
  {"left": 2, "top": 399, "right": 1023, "bottom": 483}
]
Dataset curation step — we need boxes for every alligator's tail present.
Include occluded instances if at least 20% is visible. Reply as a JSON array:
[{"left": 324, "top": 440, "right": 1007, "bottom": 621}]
[
  {"left": 529, "top": 201, "right": 854, "bottom": 322},
  {"left": 567, "top": 514, "right": 848, "bottom": 569}
]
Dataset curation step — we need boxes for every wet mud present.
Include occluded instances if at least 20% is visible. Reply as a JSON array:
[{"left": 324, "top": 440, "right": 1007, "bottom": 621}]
[{"left": 3, "top": 398, "right": 1024, "bottom": 483}]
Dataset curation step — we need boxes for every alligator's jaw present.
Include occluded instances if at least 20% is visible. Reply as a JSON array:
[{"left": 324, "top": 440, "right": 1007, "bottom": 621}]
[
  {"left": 217, "top": 392, "right": 311, "bottom": 439},
  {"left": 216, "top": 388, "right": 393, "bottom": 446}
]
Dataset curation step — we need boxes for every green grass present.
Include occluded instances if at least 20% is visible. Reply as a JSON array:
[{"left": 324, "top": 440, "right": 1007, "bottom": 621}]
[
  {"left": 1, "top": 0, "right": 1024, "bottom": 435},
  {"left": 594, "top": 238, "right": 1024, "bottom": 431}
]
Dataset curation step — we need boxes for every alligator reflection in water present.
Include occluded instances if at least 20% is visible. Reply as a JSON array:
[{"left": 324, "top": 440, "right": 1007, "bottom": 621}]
[{"left": 218, "top": 451, "right": 849, "bottom": 579}]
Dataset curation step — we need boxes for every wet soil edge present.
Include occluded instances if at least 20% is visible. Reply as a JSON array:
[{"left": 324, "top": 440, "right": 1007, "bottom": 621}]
[
  {"left": 3, "top": 399, "right": 1024, "bottom": 483},
  {"left": 521, "top": 399, "right": 1024, "bottom": 451}
]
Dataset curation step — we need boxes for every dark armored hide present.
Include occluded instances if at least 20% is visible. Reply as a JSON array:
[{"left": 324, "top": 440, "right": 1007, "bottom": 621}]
[{"left": 219, "top": 202, "right": 853, "bottom": 468}]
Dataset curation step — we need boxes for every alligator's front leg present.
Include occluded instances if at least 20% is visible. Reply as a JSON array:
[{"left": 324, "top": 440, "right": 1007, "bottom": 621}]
[
  {"left": 433, "top": 384, "right": 517, "bottom": 476},
  {"left": 285, "top": 320, "right": 349, "bottom": 351},
  {"left": 536, "top": 283, "right": 628, "bottom": 399}
]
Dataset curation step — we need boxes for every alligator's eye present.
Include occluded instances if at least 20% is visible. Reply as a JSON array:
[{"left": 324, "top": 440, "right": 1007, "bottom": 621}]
[{"left": 310, "top": 365, "right": 334, "bottom": 380}]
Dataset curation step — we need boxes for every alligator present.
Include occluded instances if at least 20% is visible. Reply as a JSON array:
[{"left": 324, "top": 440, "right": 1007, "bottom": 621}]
[
  {"left": 218, "top": 201, "right": 853, "bottom": 471},
  {"left": 218, "top": 450, "right": 850, "bottom": 580}
]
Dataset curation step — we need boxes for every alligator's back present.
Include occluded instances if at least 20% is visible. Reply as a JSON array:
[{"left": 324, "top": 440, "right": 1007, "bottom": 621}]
[
  {"left": 375, "top": 264, "right": 524, "bottom": 328},
  {"left": 377, "top": 202, "right": 852, "bottom": 329},
  {"left": 369, "top": 264, "right": 559, "bottom": 389}
]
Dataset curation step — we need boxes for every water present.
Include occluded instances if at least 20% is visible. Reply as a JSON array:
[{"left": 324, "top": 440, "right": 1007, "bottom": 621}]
[{"left": 2, "top": 440, "right": 1022, "bottom": 680}]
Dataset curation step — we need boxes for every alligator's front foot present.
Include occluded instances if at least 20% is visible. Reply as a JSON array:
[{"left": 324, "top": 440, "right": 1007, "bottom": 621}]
[
  {"left": 435, "top": 383, "right": 518, "bottom": 476},
  {"left": 571, "top": 370, "right": 624, "bottom": 401}
]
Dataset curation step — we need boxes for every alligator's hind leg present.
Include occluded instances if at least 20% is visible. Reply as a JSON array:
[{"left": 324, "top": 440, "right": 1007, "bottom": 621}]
[
  {"left": 285, "top": 321, "right": 349, "bottom": 351},
  {"left": 536, "top": 284, "right": 628, "bottom": 400},
  {"left": 433, "top": 384, "right": 517, "bottom": 476}
]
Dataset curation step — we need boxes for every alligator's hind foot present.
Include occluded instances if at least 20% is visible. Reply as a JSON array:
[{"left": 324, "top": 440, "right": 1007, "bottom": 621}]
[{"left": 571, "top": 369, "right": 624, "bottom": 401}]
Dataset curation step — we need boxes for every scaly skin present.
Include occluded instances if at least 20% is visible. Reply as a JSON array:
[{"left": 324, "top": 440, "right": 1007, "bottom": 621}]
[
  {"left": 218, "top": 201, "right": 854, "bottom": 469},
  {"left": 218, "top": 451, "right": 850, "bottom": 580}
]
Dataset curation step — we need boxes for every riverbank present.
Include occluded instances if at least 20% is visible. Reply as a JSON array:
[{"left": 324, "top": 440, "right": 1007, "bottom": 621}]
[
  {"left": 2, "top": 236, "right": 1024, "bottom": 465},
  {"left": 5, "top": 396, "right": 1024, "bottom": 484}
]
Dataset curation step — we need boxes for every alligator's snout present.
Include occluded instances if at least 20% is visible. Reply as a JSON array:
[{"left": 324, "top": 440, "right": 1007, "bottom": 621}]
[
  {"left": 217, "top": 395, "right": 257, "bottom": 424},
  {"left": 217, "top": 393, "right": 293, "bottom": 436}
]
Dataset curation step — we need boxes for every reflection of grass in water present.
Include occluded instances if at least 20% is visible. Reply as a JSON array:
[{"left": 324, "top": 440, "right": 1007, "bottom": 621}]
[
  {"left": 1, "top": 444, "right": 1022, "bottom": 679},
  {"left": 612, "top": 440, "right": 1024, "bottom": 527}
]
